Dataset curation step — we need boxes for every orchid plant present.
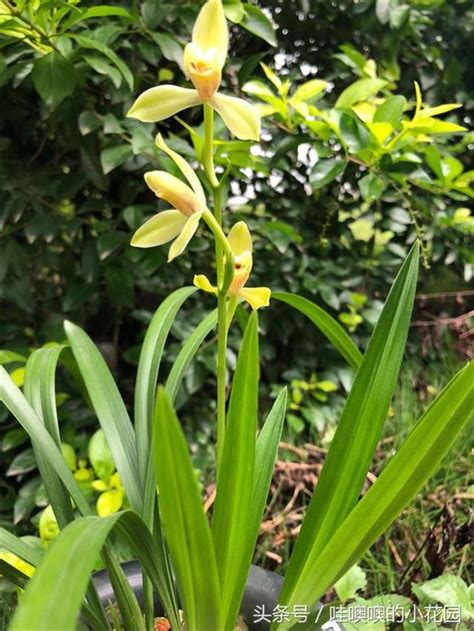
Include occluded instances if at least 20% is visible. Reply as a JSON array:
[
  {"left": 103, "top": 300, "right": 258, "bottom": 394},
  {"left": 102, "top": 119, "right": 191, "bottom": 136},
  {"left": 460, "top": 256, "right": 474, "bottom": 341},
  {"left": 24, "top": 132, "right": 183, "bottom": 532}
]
[{"left": 0, "top": 2, "right": 473, "bottom": 631}]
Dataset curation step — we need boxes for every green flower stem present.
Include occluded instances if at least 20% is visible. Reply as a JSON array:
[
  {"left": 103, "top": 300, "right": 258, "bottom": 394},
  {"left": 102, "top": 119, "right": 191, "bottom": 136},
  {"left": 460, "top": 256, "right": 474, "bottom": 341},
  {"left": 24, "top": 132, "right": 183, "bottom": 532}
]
[
  {"left": 202, "top": 210, "right": 234, "bottom": 294},
  {"left": 201, "top": 102, "right": 236, "bottom": 474},
  {"left": 213, "top": 185, "right": 224, "bottom": 283},
  {"left": 203, "top": 103, "right": 219, "bottom": 189},
  {"left": 216, "top": 294, "right": 228, "bottom": 471}
]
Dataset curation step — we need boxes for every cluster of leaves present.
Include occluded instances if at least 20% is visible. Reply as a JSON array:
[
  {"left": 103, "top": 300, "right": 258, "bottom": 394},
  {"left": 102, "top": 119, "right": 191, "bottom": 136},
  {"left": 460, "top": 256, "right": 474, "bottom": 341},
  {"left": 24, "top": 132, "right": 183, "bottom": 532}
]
[
  {"left": 334, "top": 563, "right": 473, "bottom": 629},
  {"left": 0, "top": 343, "right": 125, "bottom": 531},
  {"left": 0, "top": 0, "right": 472, "bottom": 534}
]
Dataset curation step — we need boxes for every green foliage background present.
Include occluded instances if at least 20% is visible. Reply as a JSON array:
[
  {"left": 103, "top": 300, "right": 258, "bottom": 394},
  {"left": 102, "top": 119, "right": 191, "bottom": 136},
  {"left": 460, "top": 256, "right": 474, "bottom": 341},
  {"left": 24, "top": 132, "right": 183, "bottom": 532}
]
[{"left": 0, "top": 0, "right": 472, "bottom": 533}]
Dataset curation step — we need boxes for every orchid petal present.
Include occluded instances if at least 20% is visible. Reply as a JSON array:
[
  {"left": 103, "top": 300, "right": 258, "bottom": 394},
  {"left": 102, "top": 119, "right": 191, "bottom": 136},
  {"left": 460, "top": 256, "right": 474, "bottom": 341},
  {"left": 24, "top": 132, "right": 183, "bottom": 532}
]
[
  {"left": 127, "top": 85, "right": 200, "bottom": 122},
  {"left": 210, "top": 93, "right": 261, "bottom": 140},
  {"left": 228, "top": 221, "right": 252, "bottom": 256},
  {"left": 144, "top": 171, "right": 205, "bottom": 216},
  {"left": 131, "top": 210, "right": 187, "bottom": 248},
  {"left": 156, "top": 134, "right": 206, "bottom": 206},
  {"left": 168, "top": 212, "right": 203, "bottom": 262},
  {"left": 193, "top": 274, "right": 217, "bottom": 294},
  {"left": 239, "top": 287, "right": 271, "bottom": 310},
  {"left": 192, "top": 0, "right": 228, "bottom": 67}
]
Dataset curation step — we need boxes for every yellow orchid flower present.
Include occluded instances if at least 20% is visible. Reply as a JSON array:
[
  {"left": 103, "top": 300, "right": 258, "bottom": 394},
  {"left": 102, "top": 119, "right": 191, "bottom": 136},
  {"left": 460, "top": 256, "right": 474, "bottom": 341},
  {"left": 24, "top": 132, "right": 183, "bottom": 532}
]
[
  {"left": 194, "top": 221, "right": 271, "bottom": 310},
  {"left": 127, "top": 0, "right": 260, "bottom": 141},
  {"left": 131, "top": 134, "right": 208, "bottom": 261}
]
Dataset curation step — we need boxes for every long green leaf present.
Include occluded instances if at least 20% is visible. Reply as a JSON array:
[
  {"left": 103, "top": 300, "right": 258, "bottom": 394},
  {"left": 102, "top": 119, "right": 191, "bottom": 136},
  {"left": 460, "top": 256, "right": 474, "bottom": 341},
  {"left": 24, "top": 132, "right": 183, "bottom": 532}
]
[
  {"left": 101, "top": 546, "right": 145, "bottom": 631},
  {"left": 272, "top": 292, "right": 362, "bottom": 370},
  {"left": 9, "top": 511, "right": 181, "bottom": 631},
  {"left": 279, "top": 243, "right": 419, "bottom": 608},
  {"left": 64, "top": 321, "right": 143, "bottom": 513},
  {"left": 219, "top": 388, "right": 288, "bottom": 629},
  {"left": 153, "top": 388, "right": 221, "bottom": 631},
  {"left": 212, "top": 312, "right": 259, "bottom": 630},
  {"left": 0, "top": 367, "right": 91, "bottom": 516},
  {"left": 23, "top": 345, "right": 75, "bottom": 528},
  {"left": 0, "top": 529, "right": 44, "bottom": 567},
  {"left": 135, "top": 287, "right": 197, "bottom": 486},
  {"left": 251, "top": 388, "right": 288, "bottom": 545},
  {"left": 165, "top": 308, "right": 218, "bottom": 403},
  {"left": 0, "top": 560, "right": 28, "bottom": 588},
  {"left": 282, "top": 360, "right": 474, "bottom": 630}
]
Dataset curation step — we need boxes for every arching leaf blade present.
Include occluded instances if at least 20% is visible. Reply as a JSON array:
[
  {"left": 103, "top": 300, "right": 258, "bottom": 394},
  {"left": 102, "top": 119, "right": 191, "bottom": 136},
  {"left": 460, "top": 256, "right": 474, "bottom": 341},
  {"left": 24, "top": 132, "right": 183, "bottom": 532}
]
[{"left": 272, "top": 292, "right": 362, "bottom": 370}]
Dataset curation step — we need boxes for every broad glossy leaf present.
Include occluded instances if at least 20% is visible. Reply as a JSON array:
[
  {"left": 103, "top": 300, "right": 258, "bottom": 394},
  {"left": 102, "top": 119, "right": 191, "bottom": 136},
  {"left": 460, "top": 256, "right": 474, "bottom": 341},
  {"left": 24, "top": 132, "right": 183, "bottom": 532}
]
[
  {"left": 374, "top": 95, "right": 406, "bottom": 127},
  {"left": 279, "top": 243, "right": 419, "bottom": 611},
  {"left": 273, "top": 292, "right": 362, "bottom": 370},
  {"left": 153, "top": 388, "right": 221, "bottom": 631},
  {"left": 281, "top": 360, "right": 473, "bottom": 630},
  {"left": 339, "top": 111, "right": 372, "bottom": 153},
  {"left": 309, "top": 158, "right": 346, "bottom": 190},
  {"left": 241, "top": 4, "right": 277, "bottom": 46},
  {"left": 32, "top": 53, "right": 77, "bottom": 108},
  {"left": 212, "top": 313, "right": 259, "bottom": 629},
  {"left": 64, "top": 321, "right": 143, "bottom": 513},
  {"left": 73, "top": 35, "right": 134, "bottom": 89},
  {"left": 335, "top": 78, "right": 387, "bottom": 108}
]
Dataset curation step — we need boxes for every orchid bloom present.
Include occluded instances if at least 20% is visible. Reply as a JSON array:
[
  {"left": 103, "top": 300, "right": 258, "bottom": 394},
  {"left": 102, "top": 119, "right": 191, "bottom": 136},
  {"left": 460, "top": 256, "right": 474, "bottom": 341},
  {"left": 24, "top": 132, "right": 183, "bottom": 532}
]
[
  {"left": 131, "top": 134, "right": 207, "bottom": 261},
  {"left": 127, "top": 0, "right": 260, "bottom": 141},
  {"left": 194, "top": 221, "right": 271, "bottom": 310}
]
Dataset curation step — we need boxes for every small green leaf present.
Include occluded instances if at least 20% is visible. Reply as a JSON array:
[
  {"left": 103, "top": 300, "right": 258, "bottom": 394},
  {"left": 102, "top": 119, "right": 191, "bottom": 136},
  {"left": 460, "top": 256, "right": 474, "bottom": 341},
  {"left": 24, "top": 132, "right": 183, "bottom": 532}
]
[
  {"left": 7, "top": 449, "right": 37, "bottom": 476},
  {"left": 32, "top": 53, "right": 77, "bottom": 109},
  {"left": 336, "top": 78, "right": 387, "bottom": 108},
  {"left": 151, "top": 32, "right": 183, "bottom": 67},
  {"left": 412, "top": 575, "right": 474, "bottom": 621},
  {"left": 100, "top": 145, "right": 133, "bottom": 174},
  {"left": 339, "top": 111, "right": 372, "bottom": 153},
  {"left": 375, "top": 0, "right": 391, "bottom": 24},
  {"left": 88, "top": 429, "right": 115, "bottom": 481},
  {"left": 374, "top": 95, "right": 406, "bottom": 127},
  {"left": 241, "top": 4, "right": 277, "bottom": 46},
  {"left": 335, "top": 564, "right": 367, "bottom": 602},
  {"left": 309, "top": 158, "right": 346, "bottom": 190},
  {"left": 292, "top": 79, "right": 328, "bottom": 102},
  {"left": 73, "top": 35, "right": 134, "bottom": 89},
  {"left": 2, "top": 427, "right": 28, "bottom": 451},
  {"left": 358, "top": 173, "right": 385, "bottom": 202}
]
